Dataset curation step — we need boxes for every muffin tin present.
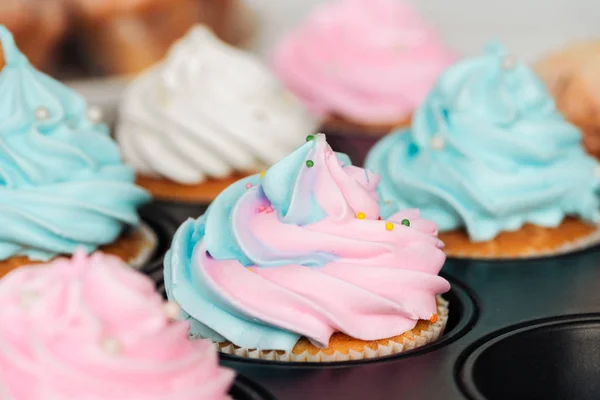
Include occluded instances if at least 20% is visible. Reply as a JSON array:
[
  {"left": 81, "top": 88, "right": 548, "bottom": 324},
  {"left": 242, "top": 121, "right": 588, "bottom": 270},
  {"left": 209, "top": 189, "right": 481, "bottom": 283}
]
[{"left": 146, "top": 202, "right": 600, "bottom": 400}]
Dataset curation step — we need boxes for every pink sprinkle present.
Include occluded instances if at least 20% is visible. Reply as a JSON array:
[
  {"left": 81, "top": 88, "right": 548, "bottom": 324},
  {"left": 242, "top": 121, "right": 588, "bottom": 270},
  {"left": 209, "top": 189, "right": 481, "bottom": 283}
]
[
  {"left": 257, "top": 205, "right": 266, "bottom": 212},
  {"left": 245, "top": 183, "right": 253, "bottom": 189},
  {"left": 265, "top": 206, "right": 274, "bottom": 214}
]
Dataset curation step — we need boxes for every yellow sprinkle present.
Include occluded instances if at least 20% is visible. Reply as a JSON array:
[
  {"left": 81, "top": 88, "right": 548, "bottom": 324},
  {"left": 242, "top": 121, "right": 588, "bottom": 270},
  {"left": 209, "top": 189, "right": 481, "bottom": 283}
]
[
  {"left": 260, "top": 171, "right": 266, "bottom": 178},
  {"left": 385, "top": 200, "right": 392, "bottom": 204},
  {"left": 385, "top": 222, "right": 394, "bottom": 231},
  {"left": 356, "top": 212, "right": 366, "bottom": 220}
]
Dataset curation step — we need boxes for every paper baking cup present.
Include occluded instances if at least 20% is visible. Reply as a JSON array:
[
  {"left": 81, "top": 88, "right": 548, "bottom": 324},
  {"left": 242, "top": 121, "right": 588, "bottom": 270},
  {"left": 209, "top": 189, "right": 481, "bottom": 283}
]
[
  {"left": 128, "top": 222, "right": 158, "bottom": 269},
  {"left": 199, "top": 296, "right": 448, "bottom": 363},
  {"left": 445, "top": 225, "right": 600, "bottom": 260}
]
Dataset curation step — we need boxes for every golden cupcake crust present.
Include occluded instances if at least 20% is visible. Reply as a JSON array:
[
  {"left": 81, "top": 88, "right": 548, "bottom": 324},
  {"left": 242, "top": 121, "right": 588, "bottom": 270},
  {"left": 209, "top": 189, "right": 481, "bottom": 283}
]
[{"left": 438, "top": 218, "right": 597, "bottom": 259}]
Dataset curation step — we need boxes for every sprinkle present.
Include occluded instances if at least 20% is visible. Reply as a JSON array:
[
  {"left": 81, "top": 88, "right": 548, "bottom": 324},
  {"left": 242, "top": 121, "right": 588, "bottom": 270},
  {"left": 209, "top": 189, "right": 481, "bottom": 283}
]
[
  {"left": 245, "top": 182, "right": 253, "bottom": 189},
  {"left": 501, "top": 54, "right": 517, "bottom": 70},
  {"left": 356, "top": 212, "right": 366, "bottom": 220},
  {"left": 306, "top": 160, "right": 314, "bottom": 168},
  {"left": 306, "top": 135, "right": 315, "bottom": 142},
  {"left": 34, "top": 107, "right": 50, "bottom": 121},
  {"left": 260, "top": 171, "right": 266, "bottom": 178},
  {"left": 401, "top": 219, "right": 411, "bottom": 227},
  {"left": 385, "top": 200, "right": 392, "bottom": 205},
  {"left": 430, "top": 314, "right": 438, "bottom": 324},
  {"left": 19, "top": 290, "right": 38, "bottom": 309},
  {"left": 378, "top": 216, "right": 382, "bottom": 220},
  {"left": 101, "top": 337, "right": 122, "bottom": 355},
  {"left": 87, "top": 105, "right": 104, "bottom": 123},
  {"left": 385, "top": 222, "right": 394, "bottom": 231},
  {"left": 257, "top": 205, "right": 266, "bottom": 212},
  {"left": 163, "top": 302, "right": 180, "bottom": 320},
  {"left": 265, "top": 206, "right": 274, "bottom": 214}
]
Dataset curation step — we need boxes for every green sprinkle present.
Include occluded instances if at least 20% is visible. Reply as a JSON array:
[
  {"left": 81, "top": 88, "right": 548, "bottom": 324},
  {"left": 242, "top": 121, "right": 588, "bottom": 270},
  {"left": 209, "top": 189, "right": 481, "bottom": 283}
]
[
  {"left": 306, "top": 135, "right": 315, "bottom": 142},
  {"left": 401, "top": 219, "right": 410, "bottom": 227},
  {"left": 306, "top": 160, "right": 315, "bottom": 168}
]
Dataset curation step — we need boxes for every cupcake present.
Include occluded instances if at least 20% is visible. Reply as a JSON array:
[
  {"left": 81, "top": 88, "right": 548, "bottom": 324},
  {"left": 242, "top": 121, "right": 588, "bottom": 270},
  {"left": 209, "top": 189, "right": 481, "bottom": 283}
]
[
  {"left": 366, "top": 43, "right": 600, "bottom": 259},
  {"left": 535, "top": 41, "right": 600, "bottom": 160},
  {"left": 0, "top": 0, "right": 67, "bottom": 71},
  {"left": 0, "top": 26, "right": 151, "bottom": 279},
  {"left": 117, "top": 25, "right": 318, "bottom": 204},
  {"left": 165, "top": 134, "right": 450, "bottom": 362},
  {"left": 0, "top": 251, "right": 234, "bottom": 399},
  {"left": 272, "top": 0, "right": 455, "bottom": 166},
  {"left": 67, "top": 0, "right": 235, "bottom": 76}
]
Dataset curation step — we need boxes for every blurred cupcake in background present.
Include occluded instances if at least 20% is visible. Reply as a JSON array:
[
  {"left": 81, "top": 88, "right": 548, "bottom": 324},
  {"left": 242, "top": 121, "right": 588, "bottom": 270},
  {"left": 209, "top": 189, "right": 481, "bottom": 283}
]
[
  {"left": 366, "top": 43, "right": 600, "bottom": 259},
  {"left": 165, "top": 134, "right": 450, "bottom": 362},
  {"left": 0, "top": 251, "right": 234, "bottom": 399},
  {"left": 117, "top": 25, "right": 318, "bottom": 204},
  {"left": 535, "top": 41, "right": 600, "bottom": 160},
  {"left": 0, "top": 26, "right": 151, "bottom": 279},
  {"left": 68, "top": 0, "right": 233, "bottom": 76},
  {"left": 0, "top": 0, "right": 67, "bottom": 71},
  {"left": 272, "top": 0, "right": 455, "bottom": 165}
]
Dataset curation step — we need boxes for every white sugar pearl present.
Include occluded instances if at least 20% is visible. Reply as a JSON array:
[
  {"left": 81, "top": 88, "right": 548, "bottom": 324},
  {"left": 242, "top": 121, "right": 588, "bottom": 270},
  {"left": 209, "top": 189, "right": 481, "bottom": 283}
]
[
  {"left": 34, "top": 107, "right": 50, "bottom": 121},
  {"left": 502, "top": 55, "right": 517, "bottom": 70},
  {"left": 430, "top": 135, "right": 445, "bottom": 151},
  {"left": 87, "top": 106, "right": 104, "bottom": 124},
  {"left": 19, "top": 290, "right": 38, "bottom": 309},
  {"left": 164, "top": 302, "right": 180, "bottom": 320},
  {"left": 101, "top": 337, "right": 122, "bottom": 355}
]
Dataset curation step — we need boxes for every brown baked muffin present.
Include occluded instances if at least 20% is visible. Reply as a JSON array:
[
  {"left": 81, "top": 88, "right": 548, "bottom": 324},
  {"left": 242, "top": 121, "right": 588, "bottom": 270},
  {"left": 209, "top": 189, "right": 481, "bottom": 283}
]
[
  {"left": 67, "top": 0, "right": 233, "bottom": 75},
  {"left": 536, "top": 41, "right": 600, "bottom": 160},
  {"left": 0, "top": 0, "right": 68, "bottom": 71}
]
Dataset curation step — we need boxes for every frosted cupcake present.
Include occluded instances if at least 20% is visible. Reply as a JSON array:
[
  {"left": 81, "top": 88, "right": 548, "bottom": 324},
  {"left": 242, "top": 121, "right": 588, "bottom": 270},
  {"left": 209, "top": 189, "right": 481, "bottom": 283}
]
[
  {"left": 117, "top": 25, "right": 318, "bottom": 204},
  {"left": 535, "top": 41, "right": 600, "bottom": 160},
  {"left": 272, "top": 0, "right": 454, "bottom": 165},
  {"left": 0, "top": 251, "right": 234, "bottom": 399},
  {"left": 366, "top": 43, "right": 600, "bottom": 259},
  {"left": 165, "top": 134, "right": 450, "bottom": 362},
  {"left": 0, "top": 26, "right": 151, "bottom": 279}
]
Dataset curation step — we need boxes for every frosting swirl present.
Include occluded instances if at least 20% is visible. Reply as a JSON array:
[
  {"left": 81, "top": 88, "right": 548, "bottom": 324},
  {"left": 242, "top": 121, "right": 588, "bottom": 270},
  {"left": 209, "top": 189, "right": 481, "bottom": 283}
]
[
  {"left": 165, "top": 134, "right": 449, "bottom": 352},
  {"left": 272, "top": 0, "right": 455, "bottom": 124},
  {"left": 0, "top": 26, "right": 149, "bottom": 261},
  {"left": 366, "top": 43, "right": 600, "bottom": 242},
  {"left": 117, "top": 25, "right": 318, "bottom": 185},
  {"left": 0, "top": 251, "right": 234, "bottom": 400}
]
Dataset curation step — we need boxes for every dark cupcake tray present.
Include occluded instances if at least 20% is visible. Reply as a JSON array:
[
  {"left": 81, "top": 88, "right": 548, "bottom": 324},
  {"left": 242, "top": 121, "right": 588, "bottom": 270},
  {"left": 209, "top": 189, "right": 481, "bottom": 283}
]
[{"left": 146, "top": 202, "right": 600, "bottom": 400}]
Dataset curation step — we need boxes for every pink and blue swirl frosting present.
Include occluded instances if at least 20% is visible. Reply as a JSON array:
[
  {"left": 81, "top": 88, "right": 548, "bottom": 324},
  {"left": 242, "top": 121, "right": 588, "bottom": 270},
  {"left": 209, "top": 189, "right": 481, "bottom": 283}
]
[
  {"left": 0, "top": 26, "right": 149, "bottom": 261},
  {"left": 366, "top": 43, "right": 600, "bottom": 241},
  {"left": 165, "top": 134, "right": 449, "bottom": 352}
]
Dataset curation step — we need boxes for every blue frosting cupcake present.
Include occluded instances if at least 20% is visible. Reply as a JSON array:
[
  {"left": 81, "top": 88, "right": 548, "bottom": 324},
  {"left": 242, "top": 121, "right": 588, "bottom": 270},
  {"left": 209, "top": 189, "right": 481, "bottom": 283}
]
[
  {"left": 0, "top": 26, "right": 150, "bottom": 270},
  {"left": 366, "top": 42, "right": 600, "bottom": 258}
]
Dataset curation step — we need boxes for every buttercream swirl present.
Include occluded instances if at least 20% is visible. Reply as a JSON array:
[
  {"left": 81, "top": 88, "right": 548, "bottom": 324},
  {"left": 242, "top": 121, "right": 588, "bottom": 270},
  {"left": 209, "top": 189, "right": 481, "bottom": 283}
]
[
  {"left": 366, "top": 42, "right": 600, "bottom": 242},
  {"left": 117, "top": 25, "right": 318, "bottom": 184},
  {"left": 0, "top": 251, "right": 234, "bottom": 400},
  {"left": 272, "top": 0, "right": 455, "bottom": 124},
  {"left": 0, "top": 26, "right": 149, "bottom": 261},
  {"left": 165, "top": 134, "right": 449, "bottom": 352}
]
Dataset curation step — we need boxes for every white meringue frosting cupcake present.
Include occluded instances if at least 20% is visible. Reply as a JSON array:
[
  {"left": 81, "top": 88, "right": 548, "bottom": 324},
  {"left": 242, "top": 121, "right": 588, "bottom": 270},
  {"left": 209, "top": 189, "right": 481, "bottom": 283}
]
[{"left": 117, "top": 25, "right": 318, "bottom": 203}]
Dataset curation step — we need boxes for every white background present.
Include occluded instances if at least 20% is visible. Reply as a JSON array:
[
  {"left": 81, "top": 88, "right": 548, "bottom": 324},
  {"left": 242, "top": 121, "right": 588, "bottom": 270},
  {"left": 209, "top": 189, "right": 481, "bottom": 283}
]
[{"left": 246, "top": 0, "right": 600, "bottom": 62}]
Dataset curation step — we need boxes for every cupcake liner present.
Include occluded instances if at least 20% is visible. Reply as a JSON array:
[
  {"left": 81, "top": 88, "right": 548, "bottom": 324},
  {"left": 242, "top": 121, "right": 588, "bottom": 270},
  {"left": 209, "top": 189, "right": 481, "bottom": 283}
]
[
  {"left": 199, "top": 296, "right": 448, "bottom": 363},
  {"left": 444, "top": 223, "right": 600, "bottom": 260},
  {"left": 128, "top": 222, "right": 158, "bottom": 269}
]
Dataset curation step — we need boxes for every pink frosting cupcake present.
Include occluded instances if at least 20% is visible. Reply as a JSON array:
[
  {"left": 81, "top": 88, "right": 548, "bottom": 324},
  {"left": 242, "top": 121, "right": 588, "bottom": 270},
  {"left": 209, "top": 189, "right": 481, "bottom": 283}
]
[
  {"left": 165, "top": 134, "right": 450, "bottom": 362},
  {"left": 272, "top": 0, "right": 455, "bottom": 165},
  {"left": 0, "top": 251, "right": 234, "bottom": 399}
]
